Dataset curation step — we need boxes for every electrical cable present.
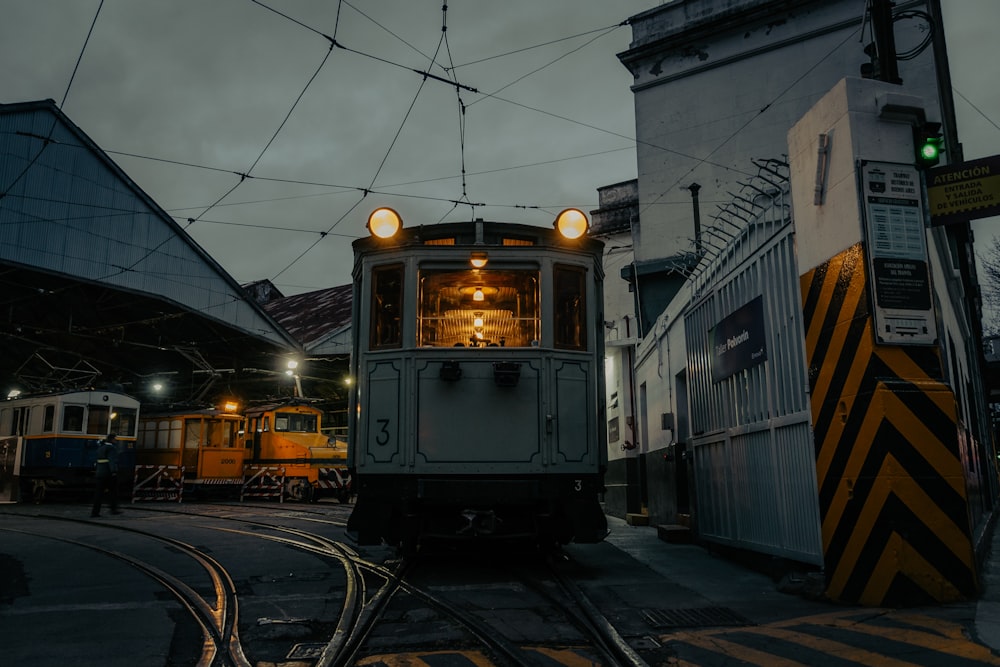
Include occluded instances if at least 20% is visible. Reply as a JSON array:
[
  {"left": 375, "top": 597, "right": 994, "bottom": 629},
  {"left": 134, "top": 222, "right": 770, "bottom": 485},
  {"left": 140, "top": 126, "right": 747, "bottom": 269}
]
[
  {"left": 953, "top": 87, "right": 1000, "bottom": 134},
  {"left": 448, "top": 24, "right": 625, "bottom": 70},
  {"left": 635, "top": 20, "right": 864, "bottom": 219},
  {"left": 60, "top": 0, "right": 104, "bottom": 109},
  {"left": 894, "top": 10, "right": 934, "bottom": 61}
]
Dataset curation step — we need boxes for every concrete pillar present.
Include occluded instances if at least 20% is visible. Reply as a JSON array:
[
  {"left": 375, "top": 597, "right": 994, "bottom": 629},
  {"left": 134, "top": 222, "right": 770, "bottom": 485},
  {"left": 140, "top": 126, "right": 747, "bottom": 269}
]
[{"left": 788, "top": 77, "right": 976, "bottom": 605}]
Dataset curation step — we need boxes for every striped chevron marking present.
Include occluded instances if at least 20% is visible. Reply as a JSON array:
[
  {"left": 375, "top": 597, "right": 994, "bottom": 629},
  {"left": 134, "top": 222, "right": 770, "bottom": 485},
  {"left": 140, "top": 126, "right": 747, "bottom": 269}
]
[
  {"left": 800, "top": 243, "right": 975, "bottom": 605},
  {"left": 663, "top": 609, "right": 1000, "bottom": 666}
]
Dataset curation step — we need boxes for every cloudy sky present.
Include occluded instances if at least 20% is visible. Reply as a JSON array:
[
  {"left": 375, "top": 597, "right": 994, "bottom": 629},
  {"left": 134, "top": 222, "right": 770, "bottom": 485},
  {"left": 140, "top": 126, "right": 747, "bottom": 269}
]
[{"left": 2, "top": 1, "right": 999, "bottom": 297}]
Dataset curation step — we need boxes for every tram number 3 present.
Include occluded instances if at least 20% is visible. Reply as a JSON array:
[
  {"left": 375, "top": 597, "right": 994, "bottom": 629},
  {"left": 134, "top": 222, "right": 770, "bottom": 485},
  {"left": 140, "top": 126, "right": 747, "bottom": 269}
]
[
  {"left": 375, "top": 418, "right": 392, "bottom": 447},
  {"left": 574, "top": 479, "right": 582, "bottom": 492}
]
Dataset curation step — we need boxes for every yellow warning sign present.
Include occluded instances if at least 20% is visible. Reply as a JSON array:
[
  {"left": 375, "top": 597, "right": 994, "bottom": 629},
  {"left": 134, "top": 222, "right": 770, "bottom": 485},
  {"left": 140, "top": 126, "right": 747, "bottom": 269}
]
[{"left": 926, "top": 154, "right": 1000, "bottom": 226}]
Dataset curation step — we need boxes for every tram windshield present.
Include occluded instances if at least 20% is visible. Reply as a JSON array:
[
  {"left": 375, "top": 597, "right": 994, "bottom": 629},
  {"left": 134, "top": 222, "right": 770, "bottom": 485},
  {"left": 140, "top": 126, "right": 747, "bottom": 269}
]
[
  {"left": 274, "top": 411, "right": 318, "bottom": 433},
  {"left": 418, "top": 269, "right": 539, "bottom": 347}
]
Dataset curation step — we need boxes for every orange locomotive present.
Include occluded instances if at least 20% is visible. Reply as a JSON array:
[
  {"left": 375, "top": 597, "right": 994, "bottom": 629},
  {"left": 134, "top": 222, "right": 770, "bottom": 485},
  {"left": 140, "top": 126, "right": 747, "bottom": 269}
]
[
  {"left": 135, "top": 401, "right": 350, "bottom": 502},
  {"left": 241, "top": 400, "right": 350, "bottom": 502}
]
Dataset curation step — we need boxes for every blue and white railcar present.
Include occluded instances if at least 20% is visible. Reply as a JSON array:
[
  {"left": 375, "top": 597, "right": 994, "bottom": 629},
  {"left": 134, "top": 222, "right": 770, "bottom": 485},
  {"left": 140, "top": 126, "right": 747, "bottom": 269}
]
[
  {"left": 347, "top": 208, "right": 608, "bottom": 550},
  {"left": 0, "top": 389, "right": 140, "bottom": 502}
]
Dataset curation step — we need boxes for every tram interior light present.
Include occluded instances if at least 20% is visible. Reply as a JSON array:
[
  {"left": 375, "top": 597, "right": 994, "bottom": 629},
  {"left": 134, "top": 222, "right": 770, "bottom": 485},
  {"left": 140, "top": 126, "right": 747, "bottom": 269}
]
[
  {"left": 555, "top": 208, "right": 588, "bottom": 239},
  {"left": 368, "top": 207, "right": 402, "bottom": 239}
]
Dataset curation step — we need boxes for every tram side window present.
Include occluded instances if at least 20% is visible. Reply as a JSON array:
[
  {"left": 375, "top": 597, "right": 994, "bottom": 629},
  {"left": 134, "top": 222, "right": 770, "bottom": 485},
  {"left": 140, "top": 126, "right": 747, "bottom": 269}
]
[
  {"left": 554, "top": 265, "right": 587, "bottom": 351},
  {"left": 13, "top": 407, "right": 30, "bottom": 436},
  {"left": 370, "top": 264, "right": 403, "bottom": 349},
  {"left": 206, "top": 419, "right": 236, "bottom": 447},
  {"left": 183, "top": 420, "right": 202, "bottom": 449},
  {"left": 114, "top": 407, "right": 138, "bottom": 437},
  {"left": 63, "top": 405, "right": 84, "bottom": 432},
  {"left": 43, "top": 405, "right": 55, "bottom": 432},
  {"left": 139, "top": 421, "right": 157, "bottom": 449},
  {"left": 87, "top": 406, "right": 110, "bottom": 435}
]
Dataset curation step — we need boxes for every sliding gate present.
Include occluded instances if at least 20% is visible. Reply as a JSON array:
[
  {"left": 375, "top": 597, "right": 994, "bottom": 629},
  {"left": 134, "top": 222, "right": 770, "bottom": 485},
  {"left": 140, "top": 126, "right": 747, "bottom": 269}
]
[{"left": 683, "top": 170, "right": 822, "bottom": 565}]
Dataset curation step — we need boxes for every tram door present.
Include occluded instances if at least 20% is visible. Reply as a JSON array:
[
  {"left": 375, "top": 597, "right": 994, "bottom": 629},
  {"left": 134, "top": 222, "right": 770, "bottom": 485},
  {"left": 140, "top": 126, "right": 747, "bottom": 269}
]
[{"left": 249, "top": 416, "right": 264, "bottom": 460}]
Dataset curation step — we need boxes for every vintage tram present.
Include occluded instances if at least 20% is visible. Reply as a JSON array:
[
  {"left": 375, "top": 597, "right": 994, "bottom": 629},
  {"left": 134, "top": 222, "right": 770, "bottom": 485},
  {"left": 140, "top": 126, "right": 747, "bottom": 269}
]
[
  {"left": 134, "top": 401, "right": 350, "bottom": 502},
  {"left": 0, "top": 389, "right": 140, "bottom": 502},
  {"left": 135, "top": 404, "right": 246, "bottom": 490},
  {"left": 346, "top": 208, "right": 608, "bottom": 550}
]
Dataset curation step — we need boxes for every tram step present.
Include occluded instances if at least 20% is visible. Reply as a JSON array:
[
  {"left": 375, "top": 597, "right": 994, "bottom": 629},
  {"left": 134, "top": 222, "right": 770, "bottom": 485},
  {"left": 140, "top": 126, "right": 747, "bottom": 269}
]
[{"left": 657, "top": 524, "right": 692, "bottom": 543}]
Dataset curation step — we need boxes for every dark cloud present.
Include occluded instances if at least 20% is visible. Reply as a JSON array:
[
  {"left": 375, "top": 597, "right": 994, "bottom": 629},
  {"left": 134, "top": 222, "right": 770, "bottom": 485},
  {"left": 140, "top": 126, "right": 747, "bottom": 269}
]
[{"left": 3, "top": 1, "right": 996, "bottom": 296}]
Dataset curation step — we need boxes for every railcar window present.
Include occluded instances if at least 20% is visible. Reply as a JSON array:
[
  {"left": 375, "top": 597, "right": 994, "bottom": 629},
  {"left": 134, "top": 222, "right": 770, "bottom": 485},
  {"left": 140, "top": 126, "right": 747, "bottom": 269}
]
[
  {"left": 114, "top": 407, "right": 138, "bottom": 437},
  {"left": 554, "top": 265, "right": 587, "bottom": 350},
  {"left": 139, "top": 420, "right": 157, "bottom": 449},
  {"left": 87, "top": 405, "right": 110, "bottom": 435},
  {"left": 418, "top": 269, "right": 539, "bottom": 347},
  {"left": 274, "top": 412, "right": 318, "bottom": 433},
  {"left": 13, "top": 407, "right": 29, "bottom": 436},
  {"left": 62, "top": 405, "right": 84, "bottom": 432},
  {"left": 206, "top": 419, "right": 237, "bottom": 447},
  {"left": 185, "top": 421, "right": 203, "bottom": 449},
  {"left": 43, "top": 405, "right": 55, "bottom": 432},
  {"left": 370, "top": 264, "right": 403, "bottom": 349}
]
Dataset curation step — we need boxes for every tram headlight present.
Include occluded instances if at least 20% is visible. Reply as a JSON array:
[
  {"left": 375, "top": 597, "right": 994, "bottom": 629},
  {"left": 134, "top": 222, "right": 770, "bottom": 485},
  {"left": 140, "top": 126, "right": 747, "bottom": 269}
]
[
  {"left": 555, "top": 208, "right": 588, "bottom": 239},
  {"left": 368, "top": 207, "right": 402, "bottom": 239}
]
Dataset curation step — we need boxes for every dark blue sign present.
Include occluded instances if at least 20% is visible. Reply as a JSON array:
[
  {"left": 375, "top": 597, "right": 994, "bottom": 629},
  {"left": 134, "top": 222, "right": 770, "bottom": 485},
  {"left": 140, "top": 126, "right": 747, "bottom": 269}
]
[{"left": 711, "top": 296, "right": 767, "bottom": 382}]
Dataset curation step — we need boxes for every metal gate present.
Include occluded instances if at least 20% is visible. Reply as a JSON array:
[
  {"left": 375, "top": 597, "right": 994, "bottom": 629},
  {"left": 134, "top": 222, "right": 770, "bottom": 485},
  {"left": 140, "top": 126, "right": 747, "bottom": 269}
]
[{"left": 683, "top": 162, "right": 822, "bottom": 565}]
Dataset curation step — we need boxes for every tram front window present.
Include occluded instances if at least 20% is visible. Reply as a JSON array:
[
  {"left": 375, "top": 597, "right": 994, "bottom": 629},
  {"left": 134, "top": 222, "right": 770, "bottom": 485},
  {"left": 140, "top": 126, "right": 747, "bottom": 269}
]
[
  {"left": 274, "top": 412, "right": 318, "bottom": 433},
  {"left": 418, "top": 269, "right": 539, "bottom": 347}
]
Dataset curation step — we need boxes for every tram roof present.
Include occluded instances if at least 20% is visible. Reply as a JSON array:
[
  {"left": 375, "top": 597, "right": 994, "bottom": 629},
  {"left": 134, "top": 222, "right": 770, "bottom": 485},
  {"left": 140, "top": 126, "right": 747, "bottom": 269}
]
[{"left": 0, "top": 100, "right": 304, "bottom": 402}]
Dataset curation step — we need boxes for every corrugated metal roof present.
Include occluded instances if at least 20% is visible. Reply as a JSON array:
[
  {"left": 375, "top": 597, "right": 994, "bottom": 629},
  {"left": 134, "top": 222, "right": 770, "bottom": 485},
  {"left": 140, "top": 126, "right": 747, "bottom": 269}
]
[
  {"left": 0, "top": 100, "right": 299, "bottom": 352},
  {"left": 262, "top": 283, "right": 353, "bottom": 350},
  {"left": 0, "top": 100, "right": 309, "bottom": 402}
]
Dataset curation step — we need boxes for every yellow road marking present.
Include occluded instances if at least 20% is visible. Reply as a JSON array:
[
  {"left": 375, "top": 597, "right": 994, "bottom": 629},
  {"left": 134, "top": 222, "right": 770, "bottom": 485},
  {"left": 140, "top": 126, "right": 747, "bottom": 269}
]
[{"left": 667, "top": 630, "right": 810, "bottom": 666}]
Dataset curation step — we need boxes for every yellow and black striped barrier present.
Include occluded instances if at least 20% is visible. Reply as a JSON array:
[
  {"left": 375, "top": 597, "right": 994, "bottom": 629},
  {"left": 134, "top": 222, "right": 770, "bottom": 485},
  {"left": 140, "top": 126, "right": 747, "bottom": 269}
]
[{"left": 800, "top": 243, "right": 976, "bottom": 605}]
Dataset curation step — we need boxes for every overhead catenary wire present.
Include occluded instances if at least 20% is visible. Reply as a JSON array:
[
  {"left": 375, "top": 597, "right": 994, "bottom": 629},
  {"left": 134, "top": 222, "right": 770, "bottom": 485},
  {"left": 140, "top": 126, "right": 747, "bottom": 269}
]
[{"left": 0, "top": 0, "right": 104, "bottom": 201}]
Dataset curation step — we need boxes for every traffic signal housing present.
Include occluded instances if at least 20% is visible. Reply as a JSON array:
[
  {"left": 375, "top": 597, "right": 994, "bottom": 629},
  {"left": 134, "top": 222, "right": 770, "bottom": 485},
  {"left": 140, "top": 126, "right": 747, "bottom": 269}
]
[{"left": 913, "top": 121, "right": 943, "bottom": 168}]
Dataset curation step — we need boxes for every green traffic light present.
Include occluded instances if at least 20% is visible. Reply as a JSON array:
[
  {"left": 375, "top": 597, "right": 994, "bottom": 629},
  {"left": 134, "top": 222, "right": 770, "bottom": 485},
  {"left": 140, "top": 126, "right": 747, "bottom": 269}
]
[{"left": 920, "top": 141, "right": 940, "bottom": 162}]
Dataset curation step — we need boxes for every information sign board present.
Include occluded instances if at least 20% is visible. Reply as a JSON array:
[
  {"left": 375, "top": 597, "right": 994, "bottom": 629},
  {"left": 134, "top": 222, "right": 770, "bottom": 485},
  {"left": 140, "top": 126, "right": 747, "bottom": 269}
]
[
  {"left": 926, "top": 154, "right": 1000, "bottom": 226},
  {"left": 710, "top": 295, "right": 767, "bottom": 382},
  {"left": 859, "top": 161, "right": 937, "bottom": 345}
]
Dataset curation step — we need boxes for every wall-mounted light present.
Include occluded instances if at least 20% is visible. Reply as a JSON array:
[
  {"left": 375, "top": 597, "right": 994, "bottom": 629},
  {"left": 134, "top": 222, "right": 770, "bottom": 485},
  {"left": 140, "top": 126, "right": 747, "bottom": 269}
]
[{"left": 473, "top": 288, "right": 485, "bottom": 302}]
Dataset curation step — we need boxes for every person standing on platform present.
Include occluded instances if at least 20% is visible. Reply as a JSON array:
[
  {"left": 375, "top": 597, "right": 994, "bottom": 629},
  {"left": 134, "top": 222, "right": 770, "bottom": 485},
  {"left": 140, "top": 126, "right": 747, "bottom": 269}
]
[{"left": 91, "top": 433, "right": 122, "bottom": 517}]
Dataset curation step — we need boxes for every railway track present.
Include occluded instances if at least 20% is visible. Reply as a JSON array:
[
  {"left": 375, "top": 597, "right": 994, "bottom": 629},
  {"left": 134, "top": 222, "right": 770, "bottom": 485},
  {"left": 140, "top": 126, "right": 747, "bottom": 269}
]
[
  {"left": 1, "top": 516, "right": 249, "bottom": 667},
  {"left": 3, "top": 504, "right": 656, "bottom": 666}
]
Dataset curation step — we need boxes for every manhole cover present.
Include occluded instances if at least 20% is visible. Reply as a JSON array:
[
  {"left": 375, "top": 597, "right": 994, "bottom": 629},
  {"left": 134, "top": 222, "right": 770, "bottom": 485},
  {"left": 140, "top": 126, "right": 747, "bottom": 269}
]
[{"left": 641, "top": 607, "right": 751, "bottom": 629}]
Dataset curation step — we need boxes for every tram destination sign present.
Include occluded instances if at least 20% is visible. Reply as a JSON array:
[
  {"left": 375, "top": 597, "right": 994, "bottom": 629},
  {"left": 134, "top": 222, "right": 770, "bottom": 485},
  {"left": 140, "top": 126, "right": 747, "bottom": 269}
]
[{"left": 926, "top": 154, "right": 1000, "bottom": 226}]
